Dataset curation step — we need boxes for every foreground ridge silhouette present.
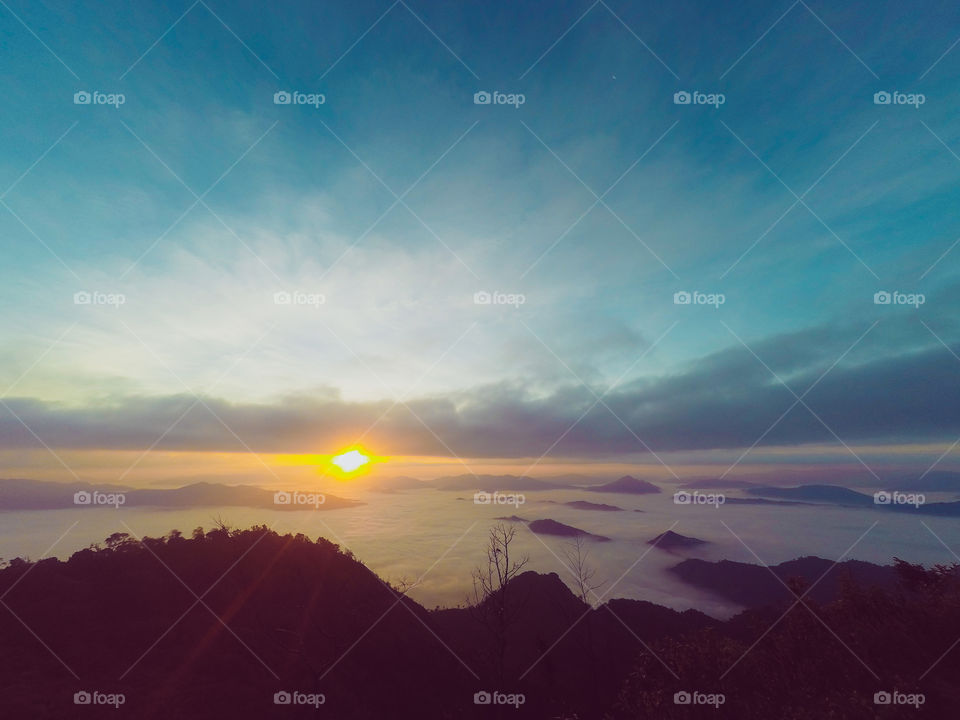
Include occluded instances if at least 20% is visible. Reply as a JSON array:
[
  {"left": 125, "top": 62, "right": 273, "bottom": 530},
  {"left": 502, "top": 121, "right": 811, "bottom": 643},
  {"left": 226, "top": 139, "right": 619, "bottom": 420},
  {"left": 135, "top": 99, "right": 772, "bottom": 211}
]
[{"left": 0, "top": 525, "right": 957, "bottom": 718}]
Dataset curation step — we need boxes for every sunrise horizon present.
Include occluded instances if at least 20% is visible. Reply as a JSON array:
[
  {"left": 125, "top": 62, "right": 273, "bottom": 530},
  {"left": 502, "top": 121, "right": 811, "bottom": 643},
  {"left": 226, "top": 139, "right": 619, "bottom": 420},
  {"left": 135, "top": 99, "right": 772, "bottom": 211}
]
[{"left": 3, "top": 1, "right": 960, "bottom": 718}]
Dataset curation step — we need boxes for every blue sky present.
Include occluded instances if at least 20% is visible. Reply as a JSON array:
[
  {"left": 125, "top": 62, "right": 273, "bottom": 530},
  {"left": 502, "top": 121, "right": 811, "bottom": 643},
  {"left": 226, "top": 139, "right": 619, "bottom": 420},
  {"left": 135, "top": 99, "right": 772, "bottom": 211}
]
[{"left": 2, "top": 0, "right": 960, "bottom": 473}]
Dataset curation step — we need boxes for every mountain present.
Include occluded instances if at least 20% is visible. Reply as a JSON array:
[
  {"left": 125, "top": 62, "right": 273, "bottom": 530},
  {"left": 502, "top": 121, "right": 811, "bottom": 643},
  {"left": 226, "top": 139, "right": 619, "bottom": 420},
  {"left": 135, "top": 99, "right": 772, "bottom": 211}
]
[
  {"left": 554, "top": 500, "right": 624, "bottom": 511},
  {"left": 609, "top": 558, "right": 960, "bottom": 719},
  {"left": 0, "top": 477, "right": 125, "bottom": 509},
  {"left": 351, "top": 475, "right": 426, "bottom": 492},
  {"left": 746, "top": 484, "right": 874, "bottom": 505},
  {"left": 528, "top": 519, "right": 610, "bottom": 541},
  {"left": 529, "top": 473, "right": 604, "bottom": 486},
  {"left": 668, "top": 556, "right": 898, "bottom": 608},
  {"left": 430, "top": 474, "right": 564, "bottom": 491},
  {"left": 908, "top": 500, "right": 960, "bottom": 516},
  {"left": 582, "top": 475, "right": 661, "bottom": 494},
  {"left": 0, "top": 478, "right": 360, "bottom": 511},
  {"left": 0, "top": 526, "right": 707, "bottom": 719},
  {"left": 0, "top": 527, "right": 461, "bottom": 719},
  {"left": 745, "top": 483, "right": 960, "bottom": 516},
  {"left": 678, "top": 478, "right": 760, "bottom": 489},
  {"left": 648, "top": 530, "right": 707, "bottom": 548},
  {"left": 2, "top": 526, "right": 959, "bottom": 718},
  {"left": 723, "top": 497, "right": 812, "bottom": 506}
]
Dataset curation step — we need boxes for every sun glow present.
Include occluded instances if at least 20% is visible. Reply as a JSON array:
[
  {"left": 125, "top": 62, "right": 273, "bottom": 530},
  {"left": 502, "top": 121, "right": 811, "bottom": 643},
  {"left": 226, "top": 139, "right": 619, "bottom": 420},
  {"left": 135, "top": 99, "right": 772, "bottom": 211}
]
[{"left": 331, "top": 449, "right": 370, "bottom": 473}]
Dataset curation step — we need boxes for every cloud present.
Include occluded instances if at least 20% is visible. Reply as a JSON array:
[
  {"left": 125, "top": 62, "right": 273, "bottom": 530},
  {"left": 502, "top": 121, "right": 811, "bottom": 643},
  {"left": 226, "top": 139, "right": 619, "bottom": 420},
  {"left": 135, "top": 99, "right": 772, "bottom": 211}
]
[{"left": 2, "top": 320, "right": 958, "bottom": 458}]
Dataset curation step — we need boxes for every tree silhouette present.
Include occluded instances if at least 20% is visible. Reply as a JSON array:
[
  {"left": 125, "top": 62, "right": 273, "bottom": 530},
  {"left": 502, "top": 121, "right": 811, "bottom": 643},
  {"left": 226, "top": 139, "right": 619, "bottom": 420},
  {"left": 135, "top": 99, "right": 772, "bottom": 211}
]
[
  {"left": 563, "top": 535, "right": 604, "bottom": 606},
  {"left": 471, "top": 523, "right": 530, "bottom": 686}
]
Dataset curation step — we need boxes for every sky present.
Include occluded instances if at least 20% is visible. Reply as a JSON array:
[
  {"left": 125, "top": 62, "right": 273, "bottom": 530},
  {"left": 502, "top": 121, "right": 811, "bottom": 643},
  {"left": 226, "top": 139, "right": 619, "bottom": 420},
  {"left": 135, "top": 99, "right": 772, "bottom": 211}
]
[{"left": 2, "top": 0, "right": 960, "bottom": 484}]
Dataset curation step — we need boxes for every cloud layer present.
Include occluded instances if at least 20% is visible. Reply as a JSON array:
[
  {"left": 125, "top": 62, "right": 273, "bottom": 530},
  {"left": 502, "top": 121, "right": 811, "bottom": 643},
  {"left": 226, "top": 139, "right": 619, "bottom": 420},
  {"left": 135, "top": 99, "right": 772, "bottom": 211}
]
[{"left": 3, "top": 319, "right": 958, "bottom": 458}]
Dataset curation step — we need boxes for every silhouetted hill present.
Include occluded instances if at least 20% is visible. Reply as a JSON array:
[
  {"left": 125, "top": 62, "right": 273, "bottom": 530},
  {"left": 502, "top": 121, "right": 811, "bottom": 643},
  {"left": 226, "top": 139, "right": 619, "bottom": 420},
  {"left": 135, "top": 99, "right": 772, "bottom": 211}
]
[
  {"left": 0, "top": 526, "right": 704, "bottom": 719},
  {"left": 679, "top": 478, "right": 760, "bottom": 489},
  {"left": 430, "top": 474, "right": 563, "bottom": 491},
  {"left": 724, "top": 497, "right": 816, "bottom": 507},
  {"left": 554, "top": 500, "right": 624, "bottom": 511},
  {"left": 0, "top": 527, "right": 456, "bottom": 719},
  {"left": 746, "top": 484, "right": 874, "bottom": 505},
  {"left": 528, "top": 519, "right": 610, "bottom": 541},
  {"left": 908, "top": 500, "right": 960, "bottom": 516},
  {"left": 0, "top": 478, "right": 360, "bottom": 511},
  {"left": 582, "top": 475, "right": 661, "bottom": 494},
  {"left": 649, "top": 530, "right": 708, "bottom": 548},
  {"left": 723, "top": 497, "right": 812, "bottom": 506},
  {"left": 4, "top": 527, "right": 960, "bottom": 718},
  {"left": 745, "top": 483, "right": 960, "bottom": 516},
  {"left": 352, "top": 475, "right": 427, "bottom": 492},
  {"left": 0, "top": 477, "right": 131, "bottom": 510},
  {"left": 668, "top": 556, "right": 898, "bottom": 608},
  {"left": 610, "top": 559, "right": 960, "bottom": 718},
  {"left": 434, "top": 569, "right": 717, "bottom": 715}
]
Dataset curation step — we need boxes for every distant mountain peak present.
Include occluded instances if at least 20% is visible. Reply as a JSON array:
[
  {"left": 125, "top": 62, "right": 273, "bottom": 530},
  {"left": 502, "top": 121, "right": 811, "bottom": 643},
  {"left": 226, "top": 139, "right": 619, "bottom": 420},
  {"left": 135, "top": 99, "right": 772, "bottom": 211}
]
[
  {"left": 584, "top": 475, "right": 661, "bottom": 494},
  {"left": 648, "top": 530, "right": 707, "bottom": 548},
  {"left": 528, "top": 518, "right": 610, "bottom": 541}
]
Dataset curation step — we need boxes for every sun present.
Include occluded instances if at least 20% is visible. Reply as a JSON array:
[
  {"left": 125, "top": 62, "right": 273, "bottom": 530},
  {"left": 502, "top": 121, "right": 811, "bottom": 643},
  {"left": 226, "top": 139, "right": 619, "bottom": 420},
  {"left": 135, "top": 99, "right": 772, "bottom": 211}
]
[
  {"left": 331, "top": 449, "right": 370, "bottom": 474},
  {"left": 272, "top": 448, "right": 380, "bottom": 477}
]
